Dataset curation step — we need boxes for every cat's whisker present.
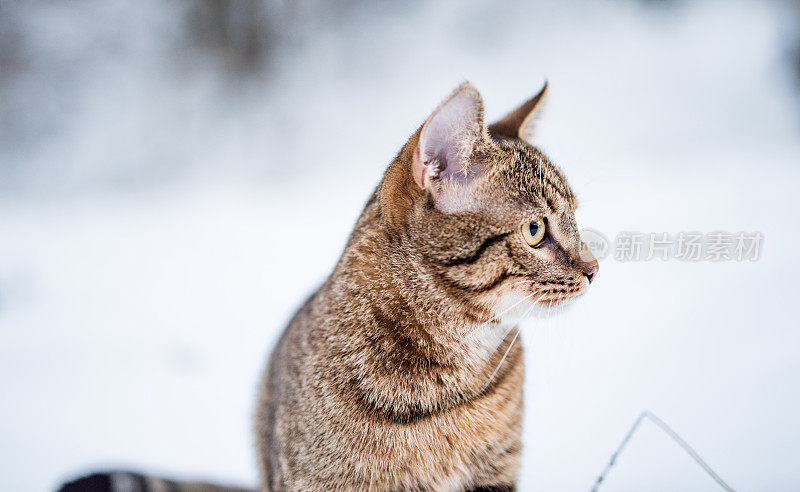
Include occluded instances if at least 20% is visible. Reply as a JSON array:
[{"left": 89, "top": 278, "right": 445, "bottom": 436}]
[
  {"left": 555, "top": 293, "right": 565, "bottom": 330},
  {"left": 448, "top": 292, "right": 545, "bottom": 365},
  {"left": 444, "top": 290, "right": 540, "bottom": 361},
  {"left": 488, "top": 298, "right": 539, "bottom": 360},
  {"left": 479, "top": 301, "right": 538, "bottom": 391},
  {"left": 484, "top": 290, "right": 539, "bottom": 323},
  {"left": 481, "top": 329, "right": 520, "bottom": 390}
]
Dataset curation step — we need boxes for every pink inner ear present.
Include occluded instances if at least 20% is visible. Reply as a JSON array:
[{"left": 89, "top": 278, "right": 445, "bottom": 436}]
[{"left": 415, "top": 89, "right": 483, "bottom": 188}]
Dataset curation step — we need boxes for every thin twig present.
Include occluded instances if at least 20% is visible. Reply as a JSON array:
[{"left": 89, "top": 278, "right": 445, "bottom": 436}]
[{"left": 590, "top": 410, "right": 735, "bottom": 492}]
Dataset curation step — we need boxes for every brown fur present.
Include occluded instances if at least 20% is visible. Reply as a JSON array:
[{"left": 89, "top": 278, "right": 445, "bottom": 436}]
[{"left": 255, "top": 83, "right": 597, "bottom": 491}]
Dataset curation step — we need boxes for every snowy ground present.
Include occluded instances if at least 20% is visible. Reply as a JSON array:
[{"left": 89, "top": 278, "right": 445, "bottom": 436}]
[{"left": 1, "top": 1, "right": 800, "bottom": 490}]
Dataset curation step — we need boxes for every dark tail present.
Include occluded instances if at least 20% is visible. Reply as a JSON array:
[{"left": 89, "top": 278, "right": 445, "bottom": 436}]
[{"left": 57, "top": 471, "right": 254, "bottom": 492}]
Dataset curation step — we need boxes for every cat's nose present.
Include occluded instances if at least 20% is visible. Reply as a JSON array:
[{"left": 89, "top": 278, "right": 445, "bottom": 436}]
[{"left": 583, "top": 263, "right": 599, "bottom": 284}]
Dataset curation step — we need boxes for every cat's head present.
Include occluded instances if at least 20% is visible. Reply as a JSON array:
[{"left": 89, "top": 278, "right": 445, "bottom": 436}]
[{"left": 379, "top": 82, "right": 597, "bottom": 324}]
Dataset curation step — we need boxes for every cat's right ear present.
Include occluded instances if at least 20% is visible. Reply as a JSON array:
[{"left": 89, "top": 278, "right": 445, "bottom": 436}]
[{"left": 488, "top": 81, "right": 548, "bottom": 143}]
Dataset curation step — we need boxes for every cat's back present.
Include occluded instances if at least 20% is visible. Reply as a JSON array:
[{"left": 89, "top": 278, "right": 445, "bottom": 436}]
[{"left": 254, "top": 287, "right": 319, "bottom": 491}]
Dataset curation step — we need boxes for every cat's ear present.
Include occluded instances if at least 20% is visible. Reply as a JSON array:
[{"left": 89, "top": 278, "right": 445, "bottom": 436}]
[
  {"left": 488, "top": 81, "right": 548, "bottom": 143},
  {"left": 412, "top": 83, "right": 486, "bottom": 191}
]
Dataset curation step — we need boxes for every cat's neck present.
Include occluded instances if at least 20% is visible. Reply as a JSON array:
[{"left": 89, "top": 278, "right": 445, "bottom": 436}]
[{"left": 312, "top": 195, "right": 522, "bottom": 416}]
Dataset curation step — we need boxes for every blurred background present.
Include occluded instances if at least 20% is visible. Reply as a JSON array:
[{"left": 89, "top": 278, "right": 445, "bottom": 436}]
[{"left": 2, "top": 0, "right": 800, "bottom": 490}]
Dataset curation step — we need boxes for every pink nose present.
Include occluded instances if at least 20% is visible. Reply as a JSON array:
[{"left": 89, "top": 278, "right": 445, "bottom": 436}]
[{"left": 584, "top": 264, "right": 598, "bottom": 284}]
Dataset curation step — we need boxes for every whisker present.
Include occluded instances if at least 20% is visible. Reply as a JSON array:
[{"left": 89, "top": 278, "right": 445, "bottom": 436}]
[
  {"left": 479, "top": 301, "right": 538, "bottom": 391},
  {"left": 444, "top": 290, "right": 539, "bottom": 361},
  {"left": 556, "top": 293, "right": 565, "bottom": 331},
  {"left": 481, "top": 329, "right": 520, "bottom": 391},
  {"left": 484, "top": 291, "right": 539, "bottom": 324}
]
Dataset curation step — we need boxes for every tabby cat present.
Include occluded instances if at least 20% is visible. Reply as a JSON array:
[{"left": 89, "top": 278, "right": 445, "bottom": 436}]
[{"left": 59, "top": 82, "right": 597, "bottom": 492}]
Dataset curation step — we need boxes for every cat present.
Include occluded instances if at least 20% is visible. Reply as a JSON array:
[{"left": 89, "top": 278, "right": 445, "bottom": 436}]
[{"left": 59, "top": 82, "right": 598, "bottom": 492}]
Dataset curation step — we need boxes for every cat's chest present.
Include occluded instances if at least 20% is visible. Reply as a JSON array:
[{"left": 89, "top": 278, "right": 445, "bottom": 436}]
[{"left": 354, "top": 355, "right": 524, "bottom": 490}]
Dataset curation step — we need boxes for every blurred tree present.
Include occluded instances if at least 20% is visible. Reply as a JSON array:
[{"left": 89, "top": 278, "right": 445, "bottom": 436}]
[
  {"left": 181, "top": 0, "right": 370, "bottom": 76},
  {"left": 185, "top": 0, "right": 277, "bottom": 75}
]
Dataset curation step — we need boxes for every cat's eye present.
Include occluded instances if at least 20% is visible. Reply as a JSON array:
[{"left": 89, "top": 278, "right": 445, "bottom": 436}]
[{"left": 521, "top": 218, "right": 546, "bottom": 247}]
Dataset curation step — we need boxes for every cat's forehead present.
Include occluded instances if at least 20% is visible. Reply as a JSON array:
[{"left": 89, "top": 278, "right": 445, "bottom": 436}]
[{"left": 481, "top": 139, "right": 577, "bottom": 216}]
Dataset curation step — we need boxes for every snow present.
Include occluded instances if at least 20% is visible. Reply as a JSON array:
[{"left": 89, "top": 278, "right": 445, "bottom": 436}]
[{"left": 1, "top": 0, "right": 799, "bottom": 490}]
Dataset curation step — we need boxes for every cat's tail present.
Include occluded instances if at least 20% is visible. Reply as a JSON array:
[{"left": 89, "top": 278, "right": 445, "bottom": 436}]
[{"left": 57, "top": 471, "right": 254, "bottom": 492}]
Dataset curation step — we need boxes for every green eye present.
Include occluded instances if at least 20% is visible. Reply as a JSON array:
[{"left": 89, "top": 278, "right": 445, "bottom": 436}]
[{"left": 522, "top": 219, "right": 546, "bottom": 247}]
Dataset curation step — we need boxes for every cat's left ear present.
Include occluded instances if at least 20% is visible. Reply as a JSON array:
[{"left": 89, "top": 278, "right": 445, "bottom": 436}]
[
  {"left": 488, "top": 81, "right": 548, "bottom": 143},
  {"left": 413, "top": 83, "right": 486, "bottom": 192}
]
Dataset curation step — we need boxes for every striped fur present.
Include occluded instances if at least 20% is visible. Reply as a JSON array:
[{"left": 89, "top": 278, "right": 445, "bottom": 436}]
[{"left": 255, "top": 83, "right": 597, "bottom": 490}]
